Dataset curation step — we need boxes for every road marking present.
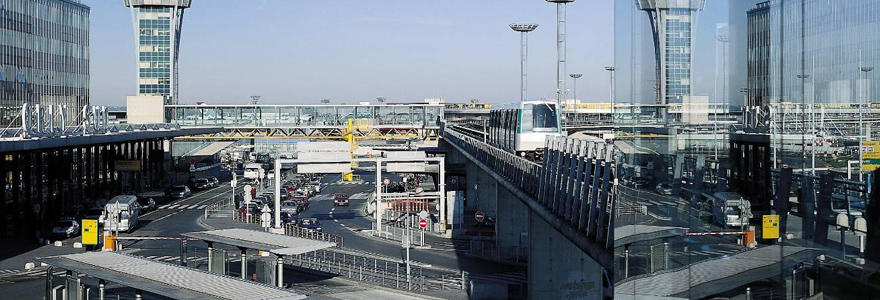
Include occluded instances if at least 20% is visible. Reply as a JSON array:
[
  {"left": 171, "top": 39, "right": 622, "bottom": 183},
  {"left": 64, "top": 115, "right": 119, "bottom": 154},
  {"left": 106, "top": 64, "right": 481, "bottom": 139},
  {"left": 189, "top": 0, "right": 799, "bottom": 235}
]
[{"left": 151, "top": 210, "right": 182, "bottom": 223}]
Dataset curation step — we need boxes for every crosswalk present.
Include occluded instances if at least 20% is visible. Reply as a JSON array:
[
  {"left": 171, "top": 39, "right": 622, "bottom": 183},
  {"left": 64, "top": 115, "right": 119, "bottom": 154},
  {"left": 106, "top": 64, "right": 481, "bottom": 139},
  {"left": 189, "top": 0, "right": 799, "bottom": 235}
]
[
  {"left": 321, "top": 181, "right": 374, "bottom": 186},
  {"left": 158, "top": 203, "right": 209, "bottom": 210},
  {"left": 639, "top": 198, "right": 688, "bottom": 207},
  {"left": 615, "top": 247, "right": 743, "bottom": 259},
  {"left": 0, "top": 267, "right": 65, "bottom": 278},
  {"left": 428, "top": 239, "right": 471, "bottom": 252}
]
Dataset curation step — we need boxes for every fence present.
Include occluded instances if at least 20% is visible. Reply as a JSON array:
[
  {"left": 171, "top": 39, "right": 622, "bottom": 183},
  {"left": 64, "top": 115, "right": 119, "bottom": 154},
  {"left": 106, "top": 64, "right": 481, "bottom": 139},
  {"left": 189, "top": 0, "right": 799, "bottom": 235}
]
[
  {"left": 204, "top": 196, "right": 236, "bottom": 219},
  {"left": 287, "top": 248, "right": 449, "bottom": 292},
  {"left": 283, "top": 223, "right": 344, "bottom": 248},
  {"left": 371, "top": 223, "right": 426, "bottom": 247}
]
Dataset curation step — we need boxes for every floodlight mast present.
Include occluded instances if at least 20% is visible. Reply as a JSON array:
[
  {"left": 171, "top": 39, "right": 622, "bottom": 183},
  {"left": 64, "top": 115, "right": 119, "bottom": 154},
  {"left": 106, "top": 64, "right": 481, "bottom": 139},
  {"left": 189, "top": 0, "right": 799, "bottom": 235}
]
[
  {"left": 510, "top": 23, "right": 538, "bottom": 103},
  {"left": 546, "top": 0, "right": 576, "bottom": 104}
]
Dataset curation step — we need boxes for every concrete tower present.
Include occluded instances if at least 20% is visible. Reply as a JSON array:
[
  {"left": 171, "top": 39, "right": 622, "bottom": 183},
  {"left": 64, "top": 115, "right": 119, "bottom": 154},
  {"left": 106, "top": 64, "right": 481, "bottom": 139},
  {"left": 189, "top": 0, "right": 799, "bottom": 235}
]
[
  {"left": 546, "top": 0, "right": 576, "bottom": 105},
  {"left": 124, "top": 0, "right": 192, "bottom": 105},
  {"left": 636, "top": 0, "right": 706, "bottom": 106},
  {"left": 510, "top": 23, "right": 538, "bottom": 103}
]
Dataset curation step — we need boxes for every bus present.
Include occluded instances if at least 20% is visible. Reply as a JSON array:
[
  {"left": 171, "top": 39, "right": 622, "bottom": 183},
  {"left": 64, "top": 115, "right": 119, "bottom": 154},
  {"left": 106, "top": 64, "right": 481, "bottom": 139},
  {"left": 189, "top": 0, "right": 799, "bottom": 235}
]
[
  {"left": 104, "top": 195, "right": 141, "bottom": 233},
  {"left": 709, "top": 192, "right": 752, "bottom": 229},
  {"left": 243, "top": 163, "right": 264, "bottom": 180}
]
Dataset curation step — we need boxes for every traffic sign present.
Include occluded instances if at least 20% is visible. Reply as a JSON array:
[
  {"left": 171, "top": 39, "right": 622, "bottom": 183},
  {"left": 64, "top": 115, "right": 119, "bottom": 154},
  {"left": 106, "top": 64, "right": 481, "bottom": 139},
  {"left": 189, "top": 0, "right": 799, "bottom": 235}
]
[
  {"left": 419, "top": 219, "right": 427, "bottom": 228},
  {"left": 244, "top": 185, "right": 253, "bottom": 205},
  {"left": 418, "top": 210, "right": 429, "bottom": 220},
  {"left": 475, "top": 211, "right": 485, "bottom": 222},
  {"left": 190, "top": 158, "right": 196, "bottom": 165},
  {"left": 231, "top": 173, "right": 237, "bottom": 187}
]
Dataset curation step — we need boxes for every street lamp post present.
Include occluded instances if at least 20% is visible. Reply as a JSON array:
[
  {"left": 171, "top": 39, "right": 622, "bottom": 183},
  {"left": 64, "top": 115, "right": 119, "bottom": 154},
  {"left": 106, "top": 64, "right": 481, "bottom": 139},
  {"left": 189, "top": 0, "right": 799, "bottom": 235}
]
[
  {"left": 569, "top": 73, "right": 582, "bottom": 104},
  {"left": 605, "top": 67, "right": 615, "bottom": 121},
  {"left": 798, "top": 74, "right": 811, "bottom": 175}
]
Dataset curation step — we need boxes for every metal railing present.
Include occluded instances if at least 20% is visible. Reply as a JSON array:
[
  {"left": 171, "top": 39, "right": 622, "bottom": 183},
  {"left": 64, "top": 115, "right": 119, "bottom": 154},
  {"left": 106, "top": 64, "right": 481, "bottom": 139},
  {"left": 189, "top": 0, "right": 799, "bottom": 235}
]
[
  {"left": 371, "top": 223, "right": 426, "bottom": 247},
  {"left": 204, "top": 197, "right": 236, "bottom": 219},
  {"left": 286, "top": 248, "right": 443, "bottom": 292},
  {"left": 283, "top": 223, "right": 344, "bottom": 248}
]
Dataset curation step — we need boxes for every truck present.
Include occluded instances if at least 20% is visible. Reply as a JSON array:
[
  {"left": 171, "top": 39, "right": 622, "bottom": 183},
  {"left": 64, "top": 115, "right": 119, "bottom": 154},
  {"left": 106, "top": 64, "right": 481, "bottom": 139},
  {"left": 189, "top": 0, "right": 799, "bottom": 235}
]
[
  {"left": 104, "top": 195, "right": 141, "bottom": 233},
  {"left": 709, "top": 192, "right": 752, "bottom": 229},
  {"left": 243, "top": 163, "right": 264, "bottom": 180}
]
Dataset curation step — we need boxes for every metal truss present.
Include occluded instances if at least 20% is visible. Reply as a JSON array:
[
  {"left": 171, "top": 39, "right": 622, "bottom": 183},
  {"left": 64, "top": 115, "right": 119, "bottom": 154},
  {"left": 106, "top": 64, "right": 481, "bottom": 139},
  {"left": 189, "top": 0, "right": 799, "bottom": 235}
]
[{"left": 175, "top": 126, "right": 441, "bottom": 141}]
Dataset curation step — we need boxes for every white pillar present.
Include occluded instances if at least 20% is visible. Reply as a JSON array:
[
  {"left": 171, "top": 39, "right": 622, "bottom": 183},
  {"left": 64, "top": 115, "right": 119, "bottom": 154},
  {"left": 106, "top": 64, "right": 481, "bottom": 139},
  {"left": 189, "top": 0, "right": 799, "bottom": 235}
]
[
  {"left": 277, "top": 255, "right": 284, "bottom": 288},
  {"left": 274, "top": 157, "right": 281, "bottom": 229},
  {"left": 375, "top": 157, "right": 383, "bottom": 233},
  {"left": 439, "top": 157, "right": 446, "bottom": 233}
]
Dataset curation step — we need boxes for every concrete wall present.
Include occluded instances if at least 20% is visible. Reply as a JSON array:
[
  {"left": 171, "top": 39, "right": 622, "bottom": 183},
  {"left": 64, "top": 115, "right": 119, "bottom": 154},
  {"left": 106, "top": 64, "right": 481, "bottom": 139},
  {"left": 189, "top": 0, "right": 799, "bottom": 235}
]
[
  {"left": 465, "top": 162, "right": 498, "bottom": 215},
  {"left": 529, "top": 209, "right": 604, "bottom": 300},
  {"left": 496, "top": 186, "right": 529, "bottom": 261},
  {"left": 126, "top": 96, "right": 165, "bottom": 124}
]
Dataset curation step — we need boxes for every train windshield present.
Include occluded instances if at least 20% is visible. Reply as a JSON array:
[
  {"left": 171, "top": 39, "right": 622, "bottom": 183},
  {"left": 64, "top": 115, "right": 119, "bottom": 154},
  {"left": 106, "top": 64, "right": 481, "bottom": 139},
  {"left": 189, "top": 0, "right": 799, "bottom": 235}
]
[{"left": 521, "top": 103, "right": 559, "bottom": 132}]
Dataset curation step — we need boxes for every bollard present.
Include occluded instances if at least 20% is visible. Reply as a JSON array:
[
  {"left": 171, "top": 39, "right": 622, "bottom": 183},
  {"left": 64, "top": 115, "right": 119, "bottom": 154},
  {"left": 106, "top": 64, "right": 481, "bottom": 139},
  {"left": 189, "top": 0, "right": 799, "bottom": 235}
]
[{"left": 98, "top": 280, "right": 105, "bottom": 300}]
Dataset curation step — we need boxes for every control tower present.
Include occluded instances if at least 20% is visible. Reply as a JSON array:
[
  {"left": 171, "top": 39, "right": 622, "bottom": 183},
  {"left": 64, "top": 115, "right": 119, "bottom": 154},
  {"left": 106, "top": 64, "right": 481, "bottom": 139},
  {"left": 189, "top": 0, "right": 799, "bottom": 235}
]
[
  {"left": 123, "top": 0, "right": 192, "bottom": 105},
  {"left": 636, "top": 0, "right": 706, "bottom": 106}
]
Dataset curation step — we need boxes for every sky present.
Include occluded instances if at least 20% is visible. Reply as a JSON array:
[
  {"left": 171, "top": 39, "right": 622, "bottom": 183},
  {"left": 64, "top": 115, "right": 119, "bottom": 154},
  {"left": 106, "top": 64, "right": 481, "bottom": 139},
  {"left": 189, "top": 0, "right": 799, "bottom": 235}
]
[{"left": 87, "top": 0, "right": 615, "bottom": 106}]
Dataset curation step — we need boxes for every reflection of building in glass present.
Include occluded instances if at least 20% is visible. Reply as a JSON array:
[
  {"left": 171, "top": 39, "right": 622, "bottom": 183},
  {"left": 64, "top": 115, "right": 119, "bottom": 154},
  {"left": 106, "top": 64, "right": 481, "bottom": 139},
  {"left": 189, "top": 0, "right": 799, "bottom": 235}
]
[
  {"left": 636, "top": 0, "right": 707, "bottom": 105},
  {"left": 0, "top": 0, "right": 90, "bottom": 127},
  {"left": 123, "top": 0, "right": 191, "bottom": 105},
  {"left": 747, "top": 1, "right": 770, "bottom": 107},
  {"left": 769, "top": 0, "right": 879, "bottom": 106}
]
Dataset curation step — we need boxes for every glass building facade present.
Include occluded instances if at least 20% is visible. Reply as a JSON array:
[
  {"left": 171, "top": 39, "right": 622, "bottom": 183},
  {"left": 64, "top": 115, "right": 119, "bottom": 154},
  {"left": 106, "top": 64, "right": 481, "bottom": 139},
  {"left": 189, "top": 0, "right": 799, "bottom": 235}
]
[
  {"left": 614, "top": 0, "right": 880, "bottom": 298},
  {"left": 0, "top": 0, "right": 89, "bottom": 127},
  {"left": 124, "top": 0, "right": 190, "bottom": 105}
]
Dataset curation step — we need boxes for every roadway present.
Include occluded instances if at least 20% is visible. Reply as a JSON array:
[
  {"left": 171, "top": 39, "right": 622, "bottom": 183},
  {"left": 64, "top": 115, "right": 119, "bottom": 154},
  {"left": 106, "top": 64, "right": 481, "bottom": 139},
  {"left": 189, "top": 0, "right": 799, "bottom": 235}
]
[{"left": 0, "top": 171, "right": 523, "bottom": 299}]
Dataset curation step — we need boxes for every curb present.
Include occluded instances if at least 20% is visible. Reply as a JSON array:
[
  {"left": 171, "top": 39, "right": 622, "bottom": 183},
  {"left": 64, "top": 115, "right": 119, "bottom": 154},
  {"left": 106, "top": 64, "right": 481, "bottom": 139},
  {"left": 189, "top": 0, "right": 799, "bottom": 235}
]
[{"left": 196, "top": 215, "right": 216, "bottom": 230}]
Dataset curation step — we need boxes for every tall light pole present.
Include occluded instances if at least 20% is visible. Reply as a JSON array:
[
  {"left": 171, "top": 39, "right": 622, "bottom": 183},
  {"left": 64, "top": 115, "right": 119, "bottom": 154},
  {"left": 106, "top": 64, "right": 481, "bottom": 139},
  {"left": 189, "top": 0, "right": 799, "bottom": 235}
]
[
  {"left": 859, "top": 65, "right": 873, "bottom": 181},
  {"left": 510, "top": 23, "right": 538, "bottom": 103},
  {"left": 569, "top": 73, "right": 582, "bottom": 103},
  {"left": 546, "top": 0, "right": 576, "bottom": 105},
  {"left": 605, "top": 67, "right": 615, "bottom": 121}
]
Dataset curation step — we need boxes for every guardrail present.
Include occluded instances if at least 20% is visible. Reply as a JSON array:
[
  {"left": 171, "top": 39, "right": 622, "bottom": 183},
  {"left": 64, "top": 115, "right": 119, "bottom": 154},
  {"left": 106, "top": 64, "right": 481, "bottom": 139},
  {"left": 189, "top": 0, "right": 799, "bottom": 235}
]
[
  {"left": 283, "top": 223, "right": 344, "bottom": 248},
  {"left": 286, "top": 248, "right": 447, "bottom": 292},
  {"left": 371, "top": 223, "right": 426, "bottom": 247},
  {"left": 204, "top": 197, "right": 235, "bottom": 219}
]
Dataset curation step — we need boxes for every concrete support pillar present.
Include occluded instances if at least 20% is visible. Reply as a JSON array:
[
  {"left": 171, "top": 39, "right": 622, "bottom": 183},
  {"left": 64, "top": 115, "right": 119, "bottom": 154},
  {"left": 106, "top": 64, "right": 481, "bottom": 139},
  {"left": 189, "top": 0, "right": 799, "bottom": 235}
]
[
  {"left": 529, "top": 209, "right": 603, "bottom": 299},
  {"left": 35, "top": 151, "right": 44, "bottom": 239},
  {"left": 496, "top": 186, "right": 529, "bottom": 261},
  {"left": 0, "top": 154, "right": 6, "bottom": 240},
  {"left": 12, "top": 153, "right": 22, "bottom": 238},
  {"left": 207, "top": 242, "right": 214, "bottom": 273}
]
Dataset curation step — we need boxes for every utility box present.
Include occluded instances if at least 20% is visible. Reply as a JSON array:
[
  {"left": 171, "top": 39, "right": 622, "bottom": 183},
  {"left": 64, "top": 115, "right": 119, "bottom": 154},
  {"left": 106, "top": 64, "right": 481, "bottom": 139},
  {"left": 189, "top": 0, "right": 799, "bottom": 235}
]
[{"left": 255, "top": 257, "right": 275, "bottom": 286}]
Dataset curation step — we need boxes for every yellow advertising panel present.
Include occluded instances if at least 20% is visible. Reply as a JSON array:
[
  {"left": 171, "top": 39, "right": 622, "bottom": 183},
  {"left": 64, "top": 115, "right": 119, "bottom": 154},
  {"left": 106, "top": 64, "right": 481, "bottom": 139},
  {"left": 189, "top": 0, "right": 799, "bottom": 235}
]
[
  {"left": 82, "top": 219, "right": 98, "bottom": 245},
  {"left": 862, "top": 141, "right": 880, "bottom": 171},
  {"left": 762, "top": 215, "right": 779, "bottom": 239}
]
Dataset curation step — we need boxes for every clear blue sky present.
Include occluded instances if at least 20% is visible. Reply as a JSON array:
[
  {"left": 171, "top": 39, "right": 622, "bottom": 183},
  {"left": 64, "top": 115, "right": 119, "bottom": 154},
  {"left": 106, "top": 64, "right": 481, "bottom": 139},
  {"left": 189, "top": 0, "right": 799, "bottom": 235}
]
[{"left": 87, "top": 0, "right": 614, "bottom": 106}]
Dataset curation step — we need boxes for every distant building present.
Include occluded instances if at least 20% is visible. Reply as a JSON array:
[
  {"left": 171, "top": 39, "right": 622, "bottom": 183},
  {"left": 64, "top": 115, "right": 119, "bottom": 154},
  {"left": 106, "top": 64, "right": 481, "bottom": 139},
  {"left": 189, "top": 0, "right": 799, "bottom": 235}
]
[
  {"left": 636, "top": 0, "right": 707, "bottom": 105},
  {"left": 123, "top": 0, "right": 192, "bottom": 105},
  {"left": 746, "top": 1, "right": 770, "bottom": 107},
  {"left": 0, "top": 0, "right": 90, "bottom": 127}
]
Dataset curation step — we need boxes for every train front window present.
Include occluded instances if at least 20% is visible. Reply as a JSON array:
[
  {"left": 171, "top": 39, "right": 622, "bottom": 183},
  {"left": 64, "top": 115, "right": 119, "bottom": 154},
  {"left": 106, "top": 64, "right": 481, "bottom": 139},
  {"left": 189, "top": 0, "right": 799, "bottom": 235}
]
[{"left": 522, "top": 103, "right": 558, "bottom": 132}]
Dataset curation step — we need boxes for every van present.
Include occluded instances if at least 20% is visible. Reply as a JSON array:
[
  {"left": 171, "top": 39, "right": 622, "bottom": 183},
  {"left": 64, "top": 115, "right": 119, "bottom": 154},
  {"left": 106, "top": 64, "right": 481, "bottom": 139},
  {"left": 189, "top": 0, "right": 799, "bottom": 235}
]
[
  {"left": 104, "top": 195, "right": 141, "bottom": 233},
  {"left": 243, "top": 163, "right": 264, "bottom": 180},
  {"left": 709, "top": 192, "right": 752, "bottom": 229}
]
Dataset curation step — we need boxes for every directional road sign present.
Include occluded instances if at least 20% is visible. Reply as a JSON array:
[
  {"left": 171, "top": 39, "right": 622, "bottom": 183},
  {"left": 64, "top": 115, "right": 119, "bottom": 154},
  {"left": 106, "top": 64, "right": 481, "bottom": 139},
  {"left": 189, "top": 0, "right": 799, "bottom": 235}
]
[{"left": 475, "top": 211, "right": 485, "bottom": 222}]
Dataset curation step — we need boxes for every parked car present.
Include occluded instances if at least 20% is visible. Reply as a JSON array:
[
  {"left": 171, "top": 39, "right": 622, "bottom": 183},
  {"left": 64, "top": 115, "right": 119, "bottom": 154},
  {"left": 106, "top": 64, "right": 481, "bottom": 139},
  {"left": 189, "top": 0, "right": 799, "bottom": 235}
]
[
  {"left": 137, "top": 197, "right": 157, "bottom": 213},
  {"left": 280, "top": 211, "right": 299, "bottom": 224},
  {"left": 293, "top": 196, "right": 309, "bottom": 211},
  {"left": 655, "top": 183, "right": 673, "bottom": 195},
  {"left": 166, "top": 185, "right": 191, "bottom": 199},
  {"left": 299, "top": 218, "right": 322, "bottom": 232},
  {"left": 83, "top": 207, "right": 106, "bottom": 225},
  {"left": 280, "top": 201, "right": 299, "bottom": 214},
  {"left": 52, "top": 219, "right": 80, "bottom": 239},
  {"left": 207, "top": 177, "right": 220, "bottom": 188},
  {"left": 239, "top": 202, "right": 259, "bottom": 217},
  {"left": 334, "top": 193, "right": 350, "bottom": 206},
  {"left": 194, "top": 178, "right": 211, "bottom": 190}
]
